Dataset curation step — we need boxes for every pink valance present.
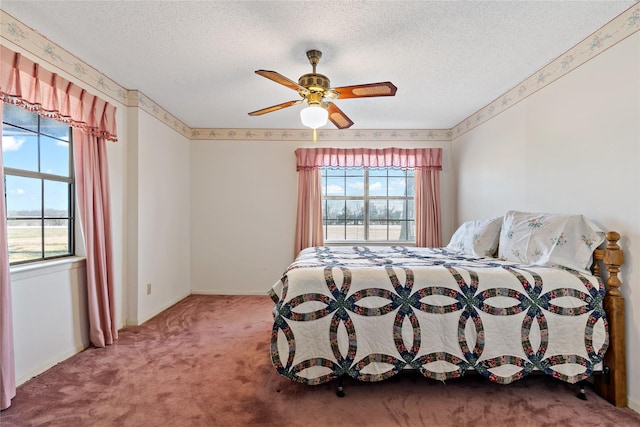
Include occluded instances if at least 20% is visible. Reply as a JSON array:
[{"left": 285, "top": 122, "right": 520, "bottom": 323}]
[
  {"left": 295, "top": 147, "right": 442, "bottom": 171},
  {"left": 0, "top": 46, "right": 117, "bottom": 142}
]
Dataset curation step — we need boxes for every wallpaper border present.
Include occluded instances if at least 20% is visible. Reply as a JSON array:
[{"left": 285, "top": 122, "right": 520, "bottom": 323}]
[{"left": 2, "top": 5, "right": 640, "bottom": 141}]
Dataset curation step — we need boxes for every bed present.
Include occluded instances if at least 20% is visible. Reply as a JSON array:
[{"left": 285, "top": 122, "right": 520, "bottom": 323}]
[{"left": 268, "top": 211, "right": 627, "bottom": 406}]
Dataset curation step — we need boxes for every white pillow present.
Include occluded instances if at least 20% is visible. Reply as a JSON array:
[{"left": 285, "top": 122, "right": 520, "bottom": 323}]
[
  {"left": 446, "top": 216, "right": 503, "bottom": 257},
  {"left": 498, "top": 210, "right": 604, "bottom": 272}
]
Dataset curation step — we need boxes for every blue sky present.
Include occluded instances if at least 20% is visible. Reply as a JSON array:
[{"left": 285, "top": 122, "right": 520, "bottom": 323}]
[{"left": 3, "top": 127, "right": 71, "bottom": 213}]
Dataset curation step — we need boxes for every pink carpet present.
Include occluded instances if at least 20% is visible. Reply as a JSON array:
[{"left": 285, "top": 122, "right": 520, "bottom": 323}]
[{"left": 2, "top": 294, "right": 639, "bottom": 426}]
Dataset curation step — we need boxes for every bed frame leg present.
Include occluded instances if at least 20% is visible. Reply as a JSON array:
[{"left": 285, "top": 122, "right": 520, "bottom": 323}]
[
  {"left": 576, "top": 381, "right": 587, "bottom": 401},
  {"left": 336, "top": 375, "right": 345, "bottom": 398},
  {"left": 593, "top": 232, "right": 627, "bottom": 407}
]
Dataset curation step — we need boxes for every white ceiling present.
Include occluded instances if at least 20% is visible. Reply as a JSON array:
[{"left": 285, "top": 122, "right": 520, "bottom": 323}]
[{"left": 2, "top": 1, "right": 635, "bottom": 130}]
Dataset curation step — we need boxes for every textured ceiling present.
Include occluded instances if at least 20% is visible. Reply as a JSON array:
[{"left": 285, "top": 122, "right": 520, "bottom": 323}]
[{"left": 1, "top": 1, "right": 636, "bottom": 130}]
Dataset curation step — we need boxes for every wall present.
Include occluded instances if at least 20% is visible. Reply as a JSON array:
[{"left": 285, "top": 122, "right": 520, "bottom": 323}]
[
  {"left": 10, "top": 260, "right": 88, "bottom": 384},
  {"left": 133, "top": 110, "right": 191, "bottom": 324},
  {"left": 452, "top": 32, "right": 640, "bottom": 411},
  {"left": 190, "top": 139, "right": 453, "bottom": 295},
  {"left": 3, "top": 32, "right": 190, "bottom": 384}
]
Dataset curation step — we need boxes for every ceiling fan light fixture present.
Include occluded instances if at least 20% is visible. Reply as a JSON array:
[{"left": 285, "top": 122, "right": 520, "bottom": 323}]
[{"left": 300, "top": 104, "right": 328, "bottom": 129}]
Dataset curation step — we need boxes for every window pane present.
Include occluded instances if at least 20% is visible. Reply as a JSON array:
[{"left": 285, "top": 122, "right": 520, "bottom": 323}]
[
  {"left": 345, "top": 200, "right": 364, "bottom": 220},
  {"left": 407, "top": 200, "right": 415, "bottom": 220},
  {"left": 326, "top": 177, "right": 345, "bottom": 196},
  {"left": 369, "top": 177, "right": 387, "bottom": 196},
  {"left": 344, "top": 222, "right": 364, "bottom": 240},
  {"left": 369, "top": 168, "right": 387, "bottom": 177},
  {"left": 326, "top": 224, "right": 345, "bottom": 240},
  {"left": 345, "top": 168, "right": 364, "bottom": 177},
  {"left": 369, "top": 220, "right": 388, "bottom": 241},
  {"left": 5, "top": 175, "right": 42, "bottom": 216},
  {"left": 407, "top": 175, "right": 415, "bottom": 196},
  {"left": 41, "top": 135, "right": 70, "bottom": 176},
  {"left": 44, "top": 180, "right": 70, "bottom": 216},
  {"left": 326, "top": 200, "right": 345, "bottom": 220},
  {"left": 389, "top": 200, "right": 407, "bottom": 220},
  {"left": 389, "top": 221, "right": 415, "bottom": 241},
  {"left": 2, "top": 125, "right": 39, "bottom": 172},
  {"left": 388, "top": 177, "right": 407, "bottom": 196},
  {"left": 345, "top": 176, "right": 364, "bottom": 196},
  {"left": 40, "top": 116, "right": 70, "bottom": 140},
  {"left": 369, "top": 200, "right": 387, "bottom": 220},
  {"left": 325, "top": 168, "right": 345, "bottom": 177},
  {"left": 7, "top": 219, "right": 42, "bottom": 263},
  {"left": 44, "top": 219, "right": 71, "bottom": 258},
  {"left": 2, "top": 103, "right": 38, "bottom": 131},
  {"left": 388, "top": 169, "right": 405, "bottom": 177},
  {"left": 322, "top": 167, "right": 416, "bottom": 243}
]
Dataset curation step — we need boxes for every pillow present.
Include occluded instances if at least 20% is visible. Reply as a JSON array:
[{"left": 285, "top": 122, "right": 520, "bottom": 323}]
[
  {"left": 446, "top": 216, "right": 503, "bottom": 257},
  {"left": 498, "top": 210, "right": 604, "bottom": 272}
]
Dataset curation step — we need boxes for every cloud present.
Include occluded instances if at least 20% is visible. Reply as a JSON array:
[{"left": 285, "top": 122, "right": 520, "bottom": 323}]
[
  {"left": 2, "top": 136, "right": 25, "bottom": 152},
  {"left": 9, "top": 188, "right": 25, "bottom": 195},
  {"left": 348, "top": 182, "right": 364, "bottom": 190},
  {"left": 369, "top": 182, "right": 382, "bottom": 190},
  {"left": 327, "top": 184, "right": 343, "bottom": 193}
]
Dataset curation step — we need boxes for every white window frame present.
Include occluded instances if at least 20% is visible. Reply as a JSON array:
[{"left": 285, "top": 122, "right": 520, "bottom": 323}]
[
  {"left": 321, "top": 167, "right": 415, "bottom": 244},
  {"left": 2, "top": 103, "right": 76, "bottom": 265}
]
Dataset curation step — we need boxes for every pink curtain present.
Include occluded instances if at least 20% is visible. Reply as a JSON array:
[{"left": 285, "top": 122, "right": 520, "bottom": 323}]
[
  {"left": 0, "top": 46, "right": 117, "bottom": 141},
  {"left": 0, "top": 103, "right": 16, "bottom": 411},
  {"left": 415, "top": 168, "right": 442, "bottom": 247},
  {"left": 73, "top": 129, "right": 118, "bottom": 347},
  {"left": 295, "top": 147, "right": 441, "bottom": 170},
  {"left": 294, "top": 147, "right": 442, "bottom": 255},
  {"left": 0, "top": 46, "right": 118, "bottom": 409},
  {"left": 294, "top": 168, "right": 324, "bottom": 256}
]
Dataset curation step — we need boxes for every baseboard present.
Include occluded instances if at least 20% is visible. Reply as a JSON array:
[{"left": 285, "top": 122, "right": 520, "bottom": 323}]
[
  {"left": 128, "top": 292, "right": 191, "bottom": 326},
  {"left": 191, "top": 290, "right": 268, "bottom": 296},
  {"left": 629, "top": 397, "right": 640, "bottom": 414},
  {"left": 16, "top": 343, "right": 89, "bottom": 386}
]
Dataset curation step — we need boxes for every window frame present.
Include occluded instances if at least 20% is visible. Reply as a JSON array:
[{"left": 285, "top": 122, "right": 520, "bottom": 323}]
[
  {"left": 2, "top": 104, "right": 76, "bottom": 265},
  {"left": 321, "top": 167, "right": 415, "bottom": 244}
]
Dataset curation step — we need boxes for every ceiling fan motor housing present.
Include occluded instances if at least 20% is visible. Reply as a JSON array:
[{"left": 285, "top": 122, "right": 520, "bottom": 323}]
[{"left": 298, "top": 73, "right": 330, "bottom": 93}]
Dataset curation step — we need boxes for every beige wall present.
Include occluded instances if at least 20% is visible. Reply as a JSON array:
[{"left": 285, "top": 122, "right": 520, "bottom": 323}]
[
  {"left": 135, "top": 110, "right": 191, "bottom": 323},
  {"left": 452, "top": 31, "right": 640, "bottom": 411},
  {"left": 190, "top": 139, "right": 453, "bottom": 295}
]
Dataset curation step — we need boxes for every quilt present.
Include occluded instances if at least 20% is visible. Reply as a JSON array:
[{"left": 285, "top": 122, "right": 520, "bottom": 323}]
[{"left": 268, "top": 246, "right": 608, "bottom": 385}]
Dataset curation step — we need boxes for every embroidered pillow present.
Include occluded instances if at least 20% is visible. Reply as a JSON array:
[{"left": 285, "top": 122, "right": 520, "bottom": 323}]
[
  {"left": 498, "top": 210, "right": 604, "bottom": 272},
  {"left": 446, "top": 216, "right": 503, "bottom": 257}
]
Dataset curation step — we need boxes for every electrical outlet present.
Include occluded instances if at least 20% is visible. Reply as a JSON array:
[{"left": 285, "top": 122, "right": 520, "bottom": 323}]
[{"left": 146, "top": 283, "right": 152, "bottom": 295}]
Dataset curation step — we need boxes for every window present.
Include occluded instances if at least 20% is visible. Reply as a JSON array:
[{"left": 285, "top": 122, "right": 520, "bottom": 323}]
[
  {"left": 321, "top": 167, "right": 415, "bottom": 242},
  {"left": 2, "top": 103, "right": 75, "bottom": 264}
]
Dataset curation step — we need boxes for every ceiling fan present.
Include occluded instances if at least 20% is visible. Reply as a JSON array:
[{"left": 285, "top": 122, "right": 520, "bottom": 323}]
[{"left": 248, "top": 50, "right": 397, "bottom": 133}]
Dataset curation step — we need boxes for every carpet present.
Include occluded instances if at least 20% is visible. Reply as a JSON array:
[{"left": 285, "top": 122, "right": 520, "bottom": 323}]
[{"left": 2, "top": 294, "right": 639, "bottom": 426}]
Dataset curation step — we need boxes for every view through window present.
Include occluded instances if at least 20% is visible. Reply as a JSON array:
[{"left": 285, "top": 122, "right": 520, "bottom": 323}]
[
  {"left": 321, "top": 167, "right": 415, "bottom": 242},
  {"left": 2, "top": 103, "right": 75, "bottom": 264}
]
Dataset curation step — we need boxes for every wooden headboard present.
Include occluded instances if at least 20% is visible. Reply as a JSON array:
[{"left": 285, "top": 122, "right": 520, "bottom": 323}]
[{"left": 592, "top": 232, "right": 627, "bottom": 407}]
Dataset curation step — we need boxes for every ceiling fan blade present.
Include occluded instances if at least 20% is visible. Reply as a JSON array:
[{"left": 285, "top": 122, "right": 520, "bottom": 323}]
[
  {"left": 333, "top": 82, "right": 397, "bottom": 99},
  {"left": 326, "top": 102, "right": 354, "bottom": 129},
  {"left": 255, "top": 70, "right": 309, "bottom": 94},
  {"left": 248, "top": 100, "right": 302, "bottom": 116}
]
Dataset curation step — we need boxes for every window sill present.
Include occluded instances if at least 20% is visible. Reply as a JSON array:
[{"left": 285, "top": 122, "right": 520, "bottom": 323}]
[
  {"left": 325, "top": 241, "right": 416, "bottom": 247},
  {"left": 10, "top": 256, "right": 86, "bottom": 281}
]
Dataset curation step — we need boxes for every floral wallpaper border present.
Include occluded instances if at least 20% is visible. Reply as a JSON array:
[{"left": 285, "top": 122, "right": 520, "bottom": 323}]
[
  {"left": 2, "top": 6, "right": 640, "bottom": 142},
  {"left": 452, "top": 5, "right": 640, "bottom": 137},
  {"left": 189, "top": 127, "right": 452, "bottom": 141}
]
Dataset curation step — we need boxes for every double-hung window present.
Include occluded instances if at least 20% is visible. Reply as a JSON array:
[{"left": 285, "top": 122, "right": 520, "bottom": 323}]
[
  {"left": 2, "top": 103, "right": 75, "bottom": 264},
  {"left": 321, "top": 167, "right": 415, "bottom": 243}
]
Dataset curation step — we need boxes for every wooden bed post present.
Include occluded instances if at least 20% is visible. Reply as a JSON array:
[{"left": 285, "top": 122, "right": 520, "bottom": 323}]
[{"left": 593, "top": 231, "right": 627, "bottom": 407}]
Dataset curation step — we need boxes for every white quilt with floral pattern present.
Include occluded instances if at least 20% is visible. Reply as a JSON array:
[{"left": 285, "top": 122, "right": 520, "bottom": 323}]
[{"left": 268, "top": 246, "right": 607, "bottom": 385}]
